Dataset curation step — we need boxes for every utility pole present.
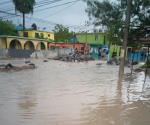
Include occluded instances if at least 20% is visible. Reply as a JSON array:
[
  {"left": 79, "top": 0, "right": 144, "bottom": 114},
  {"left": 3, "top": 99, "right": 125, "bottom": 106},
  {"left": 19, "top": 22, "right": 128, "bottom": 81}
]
[
  {"left": 119, "top": 0, "right": 132, "bottom": 79},
  {"left": 86, "top": 31, "right": 87, "bottom": 43},
  {"left": 85, "top": 21, "right": 88, "bottom": 43}
]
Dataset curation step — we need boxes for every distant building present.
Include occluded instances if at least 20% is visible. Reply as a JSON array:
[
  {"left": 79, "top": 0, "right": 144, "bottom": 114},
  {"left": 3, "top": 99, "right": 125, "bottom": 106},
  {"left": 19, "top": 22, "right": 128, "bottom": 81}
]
[
  {"left": 0, "top": 30, "right": 55, "bottom": 50},
  {"left": 76, "top": 32, "right": 121, "bottom": 60},
  {"left": 16, "top": 24, "right": 23, "bottom": 31},
  {"left": 76, "top": 32, "right": 107, "bottom": 45},
  {"left": 18, "top": 29, "right": 54, "bottom": 41},
  {"left": 49, "top": 42, "right": 86, "bottom": 54}
]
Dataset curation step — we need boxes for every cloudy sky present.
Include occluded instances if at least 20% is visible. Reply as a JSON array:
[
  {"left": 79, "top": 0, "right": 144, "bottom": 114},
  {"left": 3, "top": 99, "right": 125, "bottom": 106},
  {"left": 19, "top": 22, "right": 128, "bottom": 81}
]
[{"left": 0, "top": 0, "right": 91, "bottom": 32}]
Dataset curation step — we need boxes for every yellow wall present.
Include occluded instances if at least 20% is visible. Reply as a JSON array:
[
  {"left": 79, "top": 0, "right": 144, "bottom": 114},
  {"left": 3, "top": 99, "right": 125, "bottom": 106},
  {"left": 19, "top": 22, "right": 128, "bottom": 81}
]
[
  {"left": 0, "top": 38, "right": 7, "bottom": 48},
  {"left": 0, "top": 37, "right": 48, "bottom": 50},
  {"left": 18, "top": 30, "right": 54, "bottom": 41},
  {"left": 6, "top": 38, "right": 24, "bottom": 49}
]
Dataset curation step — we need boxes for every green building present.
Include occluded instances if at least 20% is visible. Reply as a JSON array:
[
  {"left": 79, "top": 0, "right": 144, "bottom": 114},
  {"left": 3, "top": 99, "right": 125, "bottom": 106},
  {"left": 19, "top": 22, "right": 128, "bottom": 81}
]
[{"left": 76, "top": 32, "right": 121, "bottom": 60}]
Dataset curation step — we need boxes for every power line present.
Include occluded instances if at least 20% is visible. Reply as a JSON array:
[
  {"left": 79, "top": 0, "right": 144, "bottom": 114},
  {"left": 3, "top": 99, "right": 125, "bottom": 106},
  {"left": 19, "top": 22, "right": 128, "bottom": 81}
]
[
  {"left": 0, "top": 10, "right": 63, "bottom": 26},
  {"left": 35, "top": 0, "right": 80, "bottom": 12},
  {"left": 0, "top": 0, "right": 87, "bottom": 30},
  {"left": 1, "top": 0, "right": 66, "bottom": 12},
  {"left": 36, "top": 0, "right": 65, "bottom": 7},
  {"left": 0, "top": 0, "right": 80, "bottom": 18},
  {"left": 40, "top": 0, "right": 79, "bottom": 18},
  {"left": 37, "top": 0, "right": 63, "bottom": 5},
  {"left": 0, "top": 10, "right": 19, "bottom": 17},
  {"left": 0, "top": 0, "right": 10, "bottom": 5}
]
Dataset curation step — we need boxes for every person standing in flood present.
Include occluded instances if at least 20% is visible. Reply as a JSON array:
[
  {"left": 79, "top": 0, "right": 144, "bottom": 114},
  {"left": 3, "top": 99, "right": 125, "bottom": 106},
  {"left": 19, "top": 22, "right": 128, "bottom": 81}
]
[{"left": 98, "top": 46, "right": 109, "bottom": 64}]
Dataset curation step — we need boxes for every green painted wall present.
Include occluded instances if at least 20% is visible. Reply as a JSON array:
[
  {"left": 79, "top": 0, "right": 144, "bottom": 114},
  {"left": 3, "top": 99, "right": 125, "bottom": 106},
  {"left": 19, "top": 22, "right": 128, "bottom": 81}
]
[
  {"left": 109, "top": 45, "right": 121, "bottom": 58},
  {"left": 76, "top": 33, "right": 121, "bottom": 59},
  {"left": 76, "top": 33, "right": 108, "bottom": 45}
]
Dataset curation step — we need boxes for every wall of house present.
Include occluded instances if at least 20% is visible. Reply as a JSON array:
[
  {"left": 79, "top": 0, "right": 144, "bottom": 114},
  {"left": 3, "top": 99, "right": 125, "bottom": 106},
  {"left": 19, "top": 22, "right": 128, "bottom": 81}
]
[
  {"left": 28, "top": 31, "right": 35, "bottom": 38},
  {"left": 0, "top": 38, "right": 7, "bottom": 48},
  {"left": 0, "top": 37, "right": 48, "bottom": 50},
  {"left": 76, "top": 33, "right": 108, "bottom": 44},
  {"left": 18, "top": 30, "right": 54, "bottom": 41},
  {"left": 76, "top": 33, "right": 123, "bottom": 59},
  {"left": 109, "top": 45, "right": 121, "bottom": 58}
]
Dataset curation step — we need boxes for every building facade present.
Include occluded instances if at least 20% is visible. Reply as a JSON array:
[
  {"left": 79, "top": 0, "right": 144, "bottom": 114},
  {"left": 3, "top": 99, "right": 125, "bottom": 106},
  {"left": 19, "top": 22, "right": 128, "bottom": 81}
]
[
  {"left": 76, "top": 32, "right": 107, "bottom": 45},
  {"left": 0, "top": 30, "right": 55, "bottom": 50},
  {"left": 18, "top": 30, "right": 54, "bottom": 41},
  {"left": 76, "top": 32, "right": 122, "bottom": 60}
]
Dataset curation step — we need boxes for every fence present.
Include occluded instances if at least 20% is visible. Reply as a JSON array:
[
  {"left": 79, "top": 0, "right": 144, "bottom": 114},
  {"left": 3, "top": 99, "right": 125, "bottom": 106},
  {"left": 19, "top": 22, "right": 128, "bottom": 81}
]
[
  {"left": 0, "top": 49, "right": 8, "bottom": 58},
  {"left": 0, "top": 48, "right": 73, "bottom": 59},
  {"left": 128, "top": 52, "right": 150, "bottom": 62}
]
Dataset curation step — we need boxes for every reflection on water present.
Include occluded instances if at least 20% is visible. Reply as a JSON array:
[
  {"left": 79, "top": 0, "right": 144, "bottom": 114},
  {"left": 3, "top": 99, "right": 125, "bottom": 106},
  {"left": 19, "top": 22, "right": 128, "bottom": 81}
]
[{"left": 0, "top": 59, "right": 150, "bottom": 125}]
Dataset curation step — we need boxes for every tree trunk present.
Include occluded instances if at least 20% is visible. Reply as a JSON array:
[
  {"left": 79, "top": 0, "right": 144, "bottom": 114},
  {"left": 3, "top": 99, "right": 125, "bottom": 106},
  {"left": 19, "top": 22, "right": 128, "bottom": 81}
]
[
  {"left": 23, "top": 13, "right": 25, "bottom": 31},
  {"left": 119, "top": 0, "right": 132, "bottom": 79},
  {"left": 103, "top": 35, "right": 106, "bottom": 45}
]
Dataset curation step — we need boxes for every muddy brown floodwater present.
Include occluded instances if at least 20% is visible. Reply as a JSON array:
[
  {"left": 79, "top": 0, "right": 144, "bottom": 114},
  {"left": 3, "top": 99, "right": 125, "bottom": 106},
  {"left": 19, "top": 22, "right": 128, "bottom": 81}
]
[{"left": 0, "top": 59, "right": 150, "bottom": 125}]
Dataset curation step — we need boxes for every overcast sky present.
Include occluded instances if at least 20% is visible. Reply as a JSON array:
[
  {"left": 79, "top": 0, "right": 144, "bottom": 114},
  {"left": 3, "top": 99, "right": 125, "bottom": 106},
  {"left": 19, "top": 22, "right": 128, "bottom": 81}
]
[
  {"left": 0, "top": 0, "right": 92, "bottom": 32},
  {"left": 34, "top": 0, "right": 88, "bottom": 25}
]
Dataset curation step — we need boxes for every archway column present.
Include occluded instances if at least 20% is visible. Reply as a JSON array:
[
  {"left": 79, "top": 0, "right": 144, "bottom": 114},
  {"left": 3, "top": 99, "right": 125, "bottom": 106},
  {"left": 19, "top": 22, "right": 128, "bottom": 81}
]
[
  {"left": 35, "top": 41, "right": 47, "bottom": 50},
  {"left": 43, "top": 42, "right": 48, "bottom": 50}
]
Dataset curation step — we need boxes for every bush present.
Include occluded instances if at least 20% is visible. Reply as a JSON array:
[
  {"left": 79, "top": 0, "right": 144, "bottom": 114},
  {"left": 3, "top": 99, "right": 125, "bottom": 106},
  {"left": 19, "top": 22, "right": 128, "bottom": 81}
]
[
  {"left": 141, "top": 60, "right": 150, "bottom": 68},
  {"left": 0, "top": 20, "right": 17, "bottom": 36}
]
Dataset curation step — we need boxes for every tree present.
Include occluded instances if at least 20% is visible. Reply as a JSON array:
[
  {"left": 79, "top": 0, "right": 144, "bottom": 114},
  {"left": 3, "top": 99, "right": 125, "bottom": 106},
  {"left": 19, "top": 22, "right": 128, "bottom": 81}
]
[
  {"left": 119, "top": 0, "right": 132, "bottom": 78},
  {"left": 84, "top": 0, "right": 123, "bottom": 46},
  {"left": 84, "top": 0, "right": 150, "bottom": 76},
  {"left": 0, "top": 20, "right": 17, "bottom": 36},
  {"left": 12, "top": 0, "right": 36, "bottom": 30},
  {"left": 31, "top": 23, "right": 37, "bottom": 30},
  {"left": 53, "top": 24, "right": 73, "bottom": 42},
  {"left": 84, "top": 0, "right": 150, "bottom": 46}
]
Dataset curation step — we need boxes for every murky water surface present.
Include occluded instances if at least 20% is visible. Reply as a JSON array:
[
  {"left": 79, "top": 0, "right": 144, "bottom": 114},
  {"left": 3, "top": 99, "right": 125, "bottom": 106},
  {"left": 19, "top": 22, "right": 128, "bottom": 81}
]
[{"left": 0, "top": 59, "right": 150, "bottom": 125}]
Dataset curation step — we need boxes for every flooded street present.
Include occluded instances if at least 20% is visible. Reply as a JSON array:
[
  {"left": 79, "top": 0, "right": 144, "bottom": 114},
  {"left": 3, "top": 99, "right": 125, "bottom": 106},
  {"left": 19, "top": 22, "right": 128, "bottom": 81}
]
[{"left": 0, "top": 59, "right": 150, "bottom": 125}]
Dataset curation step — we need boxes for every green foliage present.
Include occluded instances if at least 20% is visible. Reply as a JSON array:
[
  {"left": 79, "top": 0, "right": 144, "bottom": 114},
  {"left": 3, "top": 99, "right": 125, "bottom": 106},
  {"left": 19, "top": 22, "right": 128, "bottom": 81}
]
[
  {"left": 85, "top": 0, "right": 123, "bottom": 45},
  {"left": 12, "top": 0, "right": 35, "bottom": 29},
  {"left": 84, "top": 0, "right": 150, "bottom": 47},
  {"left": 130, "top": 0, "right": 150, "bottom": 26},
  {"left": 31, "top": 23, "right": 37, "bottom": 30},
  {"left": 12, "top": 0, "right": 35, "bottom": 14},
  {"left": 128, "top": 0, "right": 150, "bottom": 46},
  {"left": 140, "top": 60, "right": 150, "bottom": 68},
  {"left": 0, "top": 20, "right": 17, "bottom": 36},
  {"left": 53, "top": 24, "right": 73, "bottom": 42},
  {"left": 47, "top": 39, "right": 54, "bottom": 42}
]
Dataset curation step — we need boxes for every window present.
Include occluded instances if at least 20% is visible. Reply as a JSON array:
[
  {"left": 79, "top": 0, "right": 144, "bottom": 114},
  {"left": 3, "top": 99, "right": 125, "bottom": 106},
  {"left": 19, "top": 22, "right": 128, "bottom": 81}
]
[
  {"left": 48, "top": 34, "right": 50, "bottom": 37},
  {"left": 40, "top": 33, "right": 44, "bottom": 38},
  {"left": 35, "top": 33, "right": 39, "bottom": 38},
  {"left": 23, "top": 32, "right": 28, "bottom": 37}
]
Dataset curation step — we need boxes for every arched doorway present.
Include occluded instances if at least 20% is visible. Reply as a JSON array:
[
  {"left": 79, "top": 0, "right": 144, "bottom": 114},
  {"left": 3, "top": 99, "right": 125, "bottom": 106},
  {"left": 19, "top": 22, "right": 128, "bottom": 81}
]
[
  {"left": 36, "top": 42, "right": 46, "bottom": 50},
  {"left": 24, "top": 41, "right": 35, "bottom": 50},
  {"left": 9, "top": 39, "right": 22, "bottom": 49}
]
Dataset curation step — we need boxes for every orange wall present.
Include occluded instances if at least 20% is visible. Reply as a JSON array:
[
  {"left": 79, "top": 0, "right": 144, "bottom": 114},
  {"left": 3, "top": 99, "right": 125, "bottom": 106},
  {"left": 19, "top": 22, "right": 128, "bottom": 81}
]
[{"left": 49, "top": 43, "right": 85, "bottom": 49}]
